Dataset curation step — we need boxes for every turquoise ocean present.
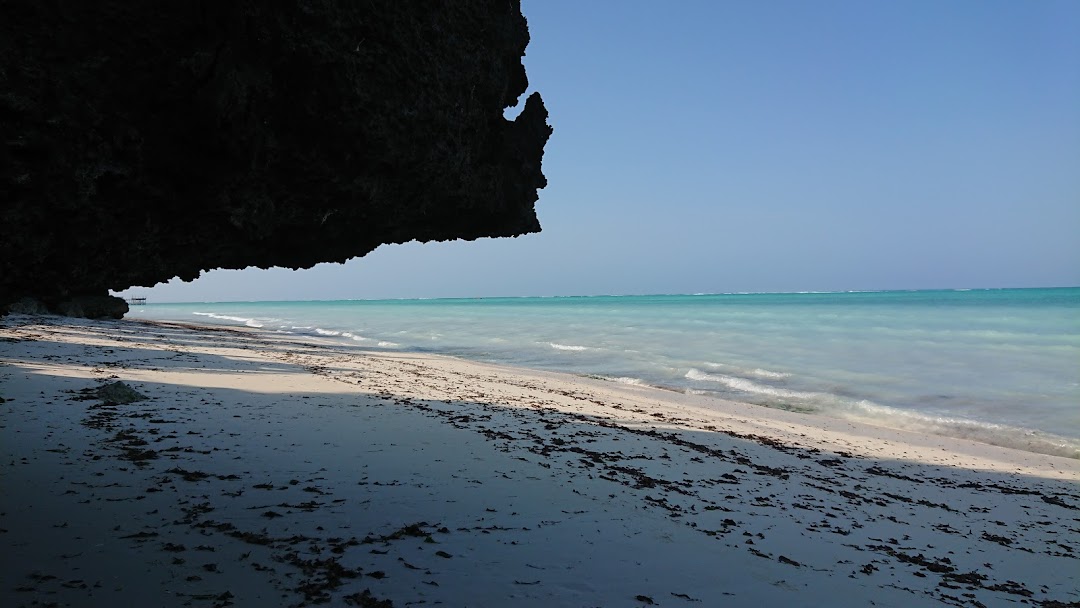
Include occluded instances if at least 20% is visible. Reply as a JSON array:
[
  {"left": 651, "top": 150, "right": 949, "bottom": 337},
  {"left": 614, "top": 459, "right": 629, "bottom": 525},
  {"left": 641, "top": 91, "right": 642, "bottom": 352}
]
[{"left": 126, "top": 288, "right": 1080, "bottom": 458}]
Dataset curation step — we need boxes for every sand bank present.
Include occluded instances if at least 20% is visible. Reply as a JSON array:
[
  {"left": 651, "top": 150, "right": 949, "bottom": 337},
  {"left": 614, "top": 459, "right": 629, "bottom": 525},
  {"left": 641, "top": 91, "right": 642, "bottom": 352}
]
[{"left": 1, "top": 316, "right": 1077, "bottom": 607}]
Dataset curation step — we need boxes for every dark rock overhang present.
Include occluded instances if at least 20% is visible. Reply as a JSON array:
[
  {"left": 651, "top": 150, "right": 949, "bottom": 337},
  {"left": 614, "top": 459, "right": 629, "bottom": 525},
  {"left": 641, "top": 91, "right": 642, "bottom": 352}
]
[{"left": 1, "top": 1, "right": 551, "bottom": 316}]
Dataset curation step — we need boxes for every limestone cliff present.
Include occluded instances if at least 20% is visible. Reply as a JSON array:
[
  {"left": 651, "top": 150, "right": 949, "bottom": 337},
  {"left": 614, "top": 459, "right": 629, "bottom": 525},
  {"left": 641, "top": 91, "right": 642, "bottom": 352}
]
[{"left": 0, "top": 1, "right": 550, "bottom": 316}]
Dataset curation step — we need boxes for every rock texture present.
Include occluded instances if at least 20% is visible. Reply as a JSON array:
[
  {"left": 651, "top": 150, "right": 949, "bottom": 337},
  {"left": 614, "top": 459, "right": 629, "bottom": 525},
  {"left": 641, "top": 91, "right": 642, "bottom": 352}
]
[{"left": 0, "top": 1, "right": 550, "bottom": 313}]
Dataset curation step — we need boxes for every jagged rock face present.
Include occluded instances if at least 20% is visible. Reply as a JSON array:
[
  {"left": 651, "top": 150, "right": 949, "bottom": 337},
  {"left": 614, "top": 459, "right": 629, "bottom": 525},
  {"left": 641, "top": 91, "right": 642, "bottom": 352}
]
[{"left": 0, "top": 1, "right": 550, "bottom": 311}]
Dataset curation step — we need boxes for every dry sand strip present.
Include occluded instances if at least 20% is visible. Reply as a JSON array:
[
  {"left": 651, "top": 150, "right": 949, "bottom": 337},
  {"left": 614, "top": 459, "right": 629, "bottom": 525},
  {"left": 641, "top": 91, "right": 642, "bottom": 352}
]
[{"left": 1, "top": 316, "right": 1077, "bottom": 608}]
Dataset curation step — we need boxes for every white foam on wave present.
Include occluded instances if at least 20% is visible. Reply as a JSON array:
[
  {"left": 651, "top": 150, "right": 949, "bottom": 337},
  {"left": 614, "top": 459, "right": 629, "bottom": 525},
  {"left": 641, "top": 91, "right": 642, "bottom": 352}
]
[
  {"left": 686, "top": 368, "right": 1080, "bottom": 459},
  {"left": 192, "top": 312, "right": 263, "bottom": 327},
  {"left": 298, "top": 326, "right": 390, "bottom": 345},
  {"left": 831, "top": 400, "right": 1080, "bottom": 459},
  {"left": 686, "top": 369, "right": 811, "bottom": 399},
  {"left": 548, "top": 342, "right": 588, "bottom": 351},
  {"left": 702, "top": 362, "right": 791, "bottom": 380},
  {"left": 750, "top": 368, "right": 790, "bottom": 379},
  {"left": 611, "top": 376, "right": 648, "bottom": 386}
]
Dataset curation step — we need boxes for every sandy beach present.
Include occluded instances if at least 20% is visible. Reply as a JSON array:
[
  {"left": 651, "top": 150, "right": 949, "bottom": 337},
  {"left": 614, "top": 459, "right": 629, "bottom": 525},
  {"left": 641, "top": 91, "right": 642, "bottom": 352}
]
[{"left": 1, "top": 315, "right": 1077, "bottom": 607}]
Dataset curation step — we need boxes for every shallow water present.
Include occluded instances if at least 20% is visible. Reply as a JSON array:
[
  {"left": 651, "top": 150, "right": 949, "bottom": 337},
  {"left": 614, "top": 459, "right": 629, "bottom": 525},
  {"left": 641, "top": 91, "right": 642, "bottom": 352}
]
[{"left": 126, "top": 288, "right": 1080, "bottom": 458}]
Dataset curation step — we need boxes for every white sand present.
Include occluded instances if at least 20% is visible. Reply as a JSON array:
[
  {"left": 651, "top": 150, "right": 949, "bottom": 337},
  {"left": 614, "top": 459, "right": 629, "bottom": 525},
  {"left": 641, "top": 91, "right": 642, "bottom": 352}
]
[{"left": 1, "top": 315, "right": 1077, "bottom": 607}]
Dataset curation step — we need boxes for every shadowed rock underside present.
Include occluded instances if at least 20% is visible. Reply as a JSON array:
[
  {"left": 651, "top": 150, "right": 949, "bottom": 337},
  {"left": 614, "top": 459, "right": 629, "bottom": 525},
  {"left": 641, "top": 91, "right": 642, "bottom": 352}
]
[{"left": 1, "top": 1, "right": 550, "bottom": 316}]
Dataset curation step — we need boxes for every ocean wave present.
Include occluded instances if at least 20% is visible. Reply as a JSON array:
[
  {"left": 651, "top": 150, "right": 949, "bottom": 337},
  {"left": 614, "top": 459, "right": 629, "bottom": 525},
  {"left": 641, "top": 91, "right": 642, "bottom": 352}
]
[
  {"left": 314, "top": 328, "right": 341, "bottom": 336},
  {"left": 192, "top": 312, "right": 263, "bottom": 327},
  {"left": 831, "top": 400, "right": 1080, "bottom": 459},
  {"left": 703, "top": 362, "right": 791, "bottom": 380},
  {"left": 548, "top": 342, "right": 588, "bottom": 351},
  {"left": 686, "top": 369, "right": 809, "bottom": 399},
  {"left": 611, "top": 376, "right": 648, "bottom": 386},
  {"left": 686, "top": 368, "right": 1080, "bottom": 459},
  {"left": 750, "top": 368, "right": 790, "bottom": 379},
  {"left": 377, "top": 341, "right": 399, "bottom": 347}
]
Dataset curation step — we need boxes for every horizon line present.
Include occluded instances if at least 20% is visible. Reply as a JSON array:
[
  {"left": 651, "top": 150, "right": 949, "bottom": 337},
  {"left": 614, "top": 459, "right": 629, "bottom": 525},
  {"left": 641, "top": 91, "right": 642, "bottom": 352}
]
[{"left": 115, "top": 285, "right": 1080, "bottom": 306}]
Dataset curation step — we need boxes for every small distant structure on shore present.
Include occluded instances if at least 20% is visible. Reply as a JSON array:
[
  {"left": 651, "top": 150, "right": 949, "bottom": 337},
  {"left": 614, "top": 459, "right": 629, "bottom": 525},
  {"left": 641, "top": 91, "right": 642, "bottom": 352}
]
[{"left": 127, "top": 296, "right": 147, "bottom": 305}]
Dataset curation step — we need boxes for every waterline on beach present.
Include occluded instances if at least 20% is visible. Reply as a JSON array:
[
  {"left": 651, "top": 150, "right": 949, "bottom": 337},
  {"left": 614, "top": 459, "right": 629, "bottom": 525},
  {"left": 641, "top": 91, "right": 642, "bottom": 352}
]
[{"left": 127, "top": 288, "right": 1080, "bottom": 458}]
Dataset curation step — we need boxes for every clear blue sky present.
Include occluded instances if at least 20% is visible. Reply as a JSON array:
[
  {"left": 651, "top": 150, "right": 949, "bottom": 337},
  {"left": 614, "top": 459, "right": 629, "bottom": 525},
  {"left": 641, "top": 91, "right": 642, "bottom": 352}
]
[{"left": 119, "top": 0, "right": 1080, "bottom": 302}]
